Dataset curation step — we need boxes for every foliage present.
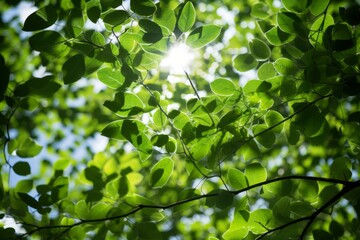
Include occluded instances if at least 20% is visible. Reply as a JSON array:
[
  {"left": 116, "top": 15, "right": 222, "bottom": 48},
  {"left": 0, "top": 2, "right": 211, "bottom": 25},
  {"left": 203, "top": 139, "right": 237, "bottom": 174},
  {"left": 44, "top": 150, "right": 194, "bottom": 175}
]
[{"left": 0, "top": 0, "right": 360, "bottom": 239}]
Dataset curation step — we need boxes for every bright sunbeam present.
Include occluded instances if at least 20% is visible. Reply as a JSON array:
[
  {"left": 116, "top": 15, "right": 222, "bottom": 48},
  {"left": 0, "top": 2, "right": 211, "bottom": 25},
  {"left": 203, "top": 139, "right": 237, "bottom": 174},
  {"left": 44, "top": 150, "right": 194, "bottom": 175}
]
[{"left": 160, "top": 43, "right": 195, "bottom": 74}]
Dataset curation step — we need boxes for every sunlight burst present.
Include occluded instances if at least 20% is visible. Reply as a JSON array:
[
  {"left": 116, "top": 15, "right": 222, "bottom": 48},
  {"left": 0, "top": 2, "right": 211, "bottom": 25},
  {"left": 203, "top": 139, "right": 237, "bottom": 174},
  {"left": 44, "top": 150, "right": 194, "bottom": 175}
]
[{"left": 160, "top": 43, "right": 195, "bottom": 74}]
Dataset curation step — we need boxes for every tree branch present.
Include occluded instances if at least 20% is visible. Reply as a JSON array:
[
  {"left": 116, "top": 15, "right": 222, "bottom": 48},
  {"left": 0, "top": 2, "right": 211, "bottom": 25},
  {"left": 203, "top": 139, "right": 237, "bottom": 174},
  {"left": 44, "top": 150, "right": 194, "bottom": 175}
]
[{"left": 17, "top": 175, "right": 356, "bottom": 239}]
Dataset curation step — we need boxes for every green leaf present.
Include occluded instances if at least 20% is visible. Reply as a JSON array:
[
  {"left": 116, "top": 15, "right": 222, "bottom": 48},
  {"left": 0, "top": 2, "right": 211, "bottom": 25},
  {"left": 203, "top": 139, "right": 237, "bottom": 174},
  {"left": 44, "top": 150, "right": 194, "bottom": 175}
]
[
  {"left": 309, "top": 14, "right": 334, "bottom": 50},
  {"left": 298, "top": 180, "right": 319, "bottom": 203},
  {"left": 139, "top": 19, "right": 163, "bottom": 43},
  {"left": 258, "top": 62, "right": 277, "bottom": 80},
  {"left": 151, "top": 134, "right": 169, "bottom": 147},
  {"left": 137, "top": 222, "right": 162, "bottom": 240},
  {"left": 310, "top": 0, "right": 330, "bottom": 16},
  {"left": 102, "top": 120, "right": 145, "bottom": 141},
  {"left": 265, "top": 110, "right": 284, "bottom": 133},
  {"left": 281, "top": 0, "right": 308, "bottom": 13},
  {"left": 165, "top": 137, "right": 177, "bottom": 153},
  {"left": 15, "top": 179, "right": 33, "bottom": 193},
  {"left": 178, "top": 1, "right": 196, "bottom": 32},
  {"left": 54, "top": 158, "right": 71, "bottom": 171},
  {"left": 22, "top": 6, "right": 58, "bottom": 31},
  {"left": 330, "top": 157, "right": 352, "bottom": 180},
  {"left": 16, "top": 138, "right": 42, "bottom": 158},
  {"left": 245, "top": 163, "right": 267, "bottom": 186},
  {"left": 252, "top": 124, "right": 276, "bottom": 148},
  {"left": 88, "top": 202, "right": 112, "bottom": 219},
  {"left": 13, "top": 161, "right": 31, "bottom": 176},
  {"left": 313, "top": 230, "right": 334, "bottom": 240},
  {"left": 87, "top": 0, "right": 102, "bottom": 23},
  {"left": 75, "top": 200, "right": 88, "bottom": 219},
  {"left": 329, "top": 220, "right": 344, "bottom": 237},
  {"left": 172, "top": 111, "right": 190, "bottom": 130},
  {"left": 243, "top": 80, "right": 271, "bottom": 94},
  {"left": 223, "top": 209, "right": 250, "bottom": 240},
  {"left": 190, "top": 138, "right": 211, "bottom": 161},
  {"left": 272, "top": 197, "right": 291, "bottom": 222},
  {"left": 251, "top": 2, "right": 270, "bottom": 19},
  {"left": 186, "top": 25, "right": 222, "bottom": 49},
  {"left": 97, "top": 67, "right": 125, "bottom": 89},
  {"left": 206, "top": 190, "right": 234, "bottom": 210},
  {"left": 153, "top": 5, "right": 176, "bottom": 32},
  {"left": 273, "top": 58, "right": 297, "bottom": 75},
  {"left": 227, "top": 168, "right": 247, "bottom": 189},
  {"left": 295, "top": 105, "right": 325, "bottom": 137},
  {"left": 285, "top": 121, "right": 300, "bottom": 145},
  {"left": 150, "top": 157, "right": 174, "bottom": 188},
  {"left": 249, "top": 39, "right": 271, "bottom": 60},
  {"left": 290, "top": 201, "right": 315, "bottom": 216},
  {"left": 130, "top": 0, "right": 156, "bottom": 16},
  {"left": 248, "top": 209, "right": 274, "bottom": 234},
  {"left": 265, "top": 27, "right": 295, "bottom": 46},
  {"left": 276, "top": 12, "right": 303, "bottom": 34},
  {"left": 153, "top": 109, "right": 167, "bottom": 129},
  {"left": 101, "top": 0, "right": 123, "bottom": 8},
  {"left": 104, "top": 92, "right": 144, "bottom": 117},
  {"left": 102, "top": 120, "right": 152, "bottom": 161},
  {"left": 210, "top": 78, "right": 236, "bottom": 96},
  {"left": 233, "top": 53, "right": 258, "bottom": 72},
  {"left": 29, "top": 30, "right": 69, "bottom": 56},
  {"left": 62, "top": 54, "right": 85, "bottom": 84},
  {"left": 65, "top": 8, "right": 84, "bottom": 38},
  {"left": 103, "top": 10, "right": 129, "bottom": 26},
  {"left": 17, "top": 192, "right": 41, "bottom": 209}
]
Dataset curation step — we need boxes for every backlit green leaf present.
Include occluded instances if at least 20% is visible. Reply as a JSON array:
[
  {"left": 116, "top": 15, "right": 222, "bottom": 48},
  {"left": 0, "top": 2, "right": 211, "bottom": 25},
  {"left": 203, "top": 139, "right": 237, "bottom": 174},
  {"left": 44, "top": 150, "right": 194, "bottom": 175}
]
[
  {"left": 298, "top": 180, "right": 319, "bottom": 202},
  {"left": 178, "top": 1, "right": 196, "bottom": 32},
  {"left": 88, "top": 202, "right": 112, "bottom": 219},
  {"left": 29, "top": 30, "right": 69, "bottom": 56},
  {"left": 274, "top": 57, "right": 297, "bottom": 75},
  {"left": 281, "top": 0, "right": 308, "bottom": 13},
  {"left": 233, "top": 53, "right": 258, "bottom": 72},
  {"left": 186, "top": 25, "right": 222, "bottom": 49},
  {"left": 252, "top": 124, "right": 276, "bottom": 148},
  {"left": 103, "top": 10, "right": 129, "bottom": 26},
  {"left": 153, "top": 5, "right": 176, "bottom": 32},
  {"left": 23, "top": 6, "right": 58, "bottom": 31},
  {"left": 277, "top": 12, "right": 303, "bottom": 34},
  {"left": 227, "top": 168, "right": 247, "bottom": 189},
  {"left": 245, "top": 163, "right": 267, "bottom": 186},
  {"left": 104, "top": 92, "right": 144, "bottom": 117},
  {"left": 130, "top": 0, "right": 156, "bottom": 16},
  {"left": 330, "top": 157, "right": 352, "bottom": 180},
  {"left": 309, "top": 14, "right": 334, "bottom": 50},
  {"left": 75, "top": 200, "right": 88, "bottom": 219},
  {"left": 210, "top": 78, "right": 236, "bottom": 96},
  {"left": 265, "top": 110, "right": 284, "bottom": 133},
  {"left": 16, "top": 138, "right": 42, "bottom": 158},
  {"left": 150, "top": 157, "right": 174, "bottom": 188},
  {"left": 265, "top": 27, "right": 296, "bottom": 46},
  {"left": 62, "top": 54, "right": 85, "bottom": 84},
  {"left": 251, "top": 2, "right": 270, "bottom": 19},
  {"left": 249, "top": 39, "right": 271, "bottom": 60},
  {"left": 139, "top": 19, "right": 163, "bottom": 43},
  {"left": 97, "top": 67, "right": 125, "bottom": 89},
  {"left": 87, "top": 0, "right": 102, "bottom": 23},
  {"left": 258, "top": 62, "right": 277, "bottom": 80},
  {"left": 65, "top": 8, "right": 84, "bottom": 38},
  {"left": 310, "top": 0, "right": 330, "bottom": 16}
]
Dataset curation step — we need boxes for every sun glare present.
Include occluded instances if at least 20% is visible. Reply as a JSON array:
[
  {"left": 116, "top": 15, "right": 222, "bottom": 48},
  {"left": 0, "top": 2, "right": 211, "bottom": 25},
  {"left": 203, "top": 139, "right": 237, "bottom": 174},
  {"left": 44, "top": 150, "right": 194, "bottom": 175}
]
[{"left": 160, "top": 43, "right": 195, "bottom": 74}]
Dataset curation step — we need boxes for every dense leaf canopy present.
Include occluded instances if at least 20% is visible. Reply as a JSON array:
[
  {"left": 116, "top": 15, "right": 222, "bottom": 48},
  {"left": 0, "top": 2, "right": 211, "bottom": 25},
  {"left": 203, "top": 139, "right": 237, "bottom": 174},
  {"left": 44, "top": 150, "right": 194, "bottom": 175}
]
[{"left": 1, "top": 0, "right": 360, "bottom": 239}]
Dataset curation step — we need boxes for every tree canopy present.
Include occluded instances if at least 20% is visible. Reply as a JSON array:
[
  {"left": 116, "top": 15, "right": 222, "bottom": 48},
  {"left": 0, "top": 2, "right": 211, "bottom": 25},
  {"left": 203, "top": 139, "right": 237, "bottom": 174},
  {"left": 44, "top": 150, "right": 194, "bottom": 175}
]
[{"left": 1, "top": 0, "right": 360, "bottom": 239}]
